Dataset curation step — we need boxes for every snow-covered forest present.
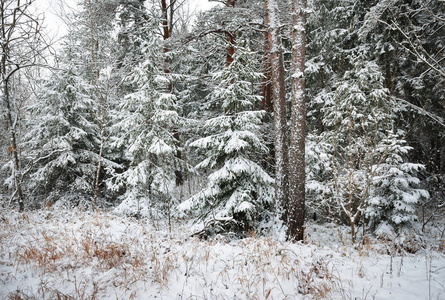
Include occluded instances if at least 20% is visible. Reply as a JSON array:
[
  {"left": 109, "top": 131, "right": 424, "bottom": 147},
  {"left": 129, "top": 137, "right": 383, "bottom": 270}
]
[{"left": 1, "top": 0, "right": 444, "bottom": 299}]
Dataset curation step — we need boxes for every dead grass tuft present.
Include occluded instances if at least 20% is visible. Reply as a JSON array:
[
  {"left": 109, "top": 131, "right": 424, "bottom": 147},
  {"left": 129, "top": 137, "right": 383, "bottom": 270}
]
[
  {"left": 6, "top": 278, "right": 100, "bottom": 300},
  {"left": 297, "top": 257, "right": 337, "bottom": 300},
  {"left": 83, "top": 238, "right": 128, "bottom": 269},
  {"left": 17, "top": 232, "right": 63, "bottom": 272}
]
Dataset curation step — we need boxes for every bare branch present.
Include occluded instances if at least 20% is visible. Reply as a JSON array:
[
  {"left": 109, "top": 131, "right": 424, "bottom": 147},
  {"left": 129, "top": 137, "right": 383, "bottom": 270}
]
[{"left": 391, "top": 96, "right": 445, "bottom": 128}]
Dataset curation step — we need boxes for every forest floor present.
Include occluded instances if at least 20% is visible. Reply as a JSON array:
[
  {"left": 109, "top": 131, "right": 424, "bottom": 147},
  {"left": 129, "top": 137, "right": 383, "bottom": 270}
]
[{"left": 0, "top": 207, "right": 444, "bottom": 300}]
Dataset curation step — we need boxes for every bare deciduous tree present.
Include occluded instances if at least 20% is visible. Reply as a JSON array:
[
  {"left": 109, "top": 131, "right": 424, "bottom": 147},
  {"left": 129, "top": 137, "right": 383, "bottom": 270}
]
[{"left": 1, "top": 0, "right": 49, "bottom": 211}]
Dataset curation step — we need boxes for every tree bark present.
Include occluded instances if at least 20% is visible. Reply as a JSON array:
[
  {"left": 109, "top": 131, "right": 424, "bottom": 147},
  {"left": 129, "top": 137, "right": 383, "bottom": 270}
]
[
  {"left": 226, "top": 33, "right": 235, "bottom": 67},
  {"left": 161, "top": 0, "right": 171, "bottom": 76},
  {"left": 226, "top": 0, "right": 236, "bottom": 67},
  {"left": 288, "top": 0, "right": 307, "bottom": 241},
  {"left": 266, "top": 0, "right": 290, "bottom": 226},
  {"left": 161, "top": 0, "right": 185, "bottom": 185},
  {"left": 1, "top": 0, "right": 32, "bottom": 212},
  {"left": 260, "top": 6, "right": 272, "bottom": 112}
]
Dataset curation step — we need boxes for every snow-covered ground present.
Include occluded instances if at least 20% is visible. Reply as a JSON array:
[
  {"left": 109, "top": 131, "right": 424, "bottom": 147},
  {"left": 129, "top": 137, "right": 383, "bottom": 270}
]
[{"left": 0, "top": 208, "right": 444, "bottom": 299}]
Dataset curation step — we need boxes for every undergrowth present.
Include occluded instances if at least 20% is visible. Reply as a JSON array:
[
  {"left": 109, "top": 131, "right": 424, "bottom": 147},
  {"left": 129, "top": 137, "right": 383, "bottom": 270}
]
[{"left": 1, "top": 208, "right": 444, "bottom": 299}]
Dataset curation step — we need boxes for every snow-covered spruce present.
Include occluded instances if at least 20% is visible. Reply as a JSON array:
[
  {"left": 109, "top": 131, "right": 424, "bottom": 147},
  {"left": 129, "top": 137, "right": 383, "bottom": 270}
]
[
  {"left": 25, "top": 50, "right": 117, "bottom": 206},
  {"left": 23, "top": 1, "right": 122, "bottom": 207},
  {"left": 178, "top": 46, "right": 274, "bottom": 235},
  {"left": 109, "top": 16, "right": 192, "bottom": 219},
  {"left": 306, "top": 49, "right": 428, "bottom": 235},
  {"left": 366, "top": 135, "right": 429, "bottom": 230}
]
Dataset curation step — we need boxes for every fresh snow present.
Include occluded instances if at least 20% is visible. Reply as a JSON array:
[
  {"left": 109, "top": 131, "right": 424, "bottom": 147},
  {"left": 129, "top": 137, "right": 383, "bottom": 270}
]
[{"left": 0, "top": 208, "right": 444, "bottom": 299}]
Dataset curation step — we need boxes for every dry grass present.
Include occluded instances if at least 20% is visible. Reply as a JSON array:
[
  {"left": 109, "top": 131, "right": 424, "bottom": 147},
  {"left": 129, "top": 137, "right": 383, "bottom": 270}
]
[
  {"left": 6, "top": 276, "right": 99, "bottom": 300},
  {"left": 15, "top": 232, "right": 138, "bottom": 273},
  {"left": 1, "top": 210, "right": 150, "bottom": 299},
  {"left": 2, "top": 209, "right": 358, "bottom": 299}
]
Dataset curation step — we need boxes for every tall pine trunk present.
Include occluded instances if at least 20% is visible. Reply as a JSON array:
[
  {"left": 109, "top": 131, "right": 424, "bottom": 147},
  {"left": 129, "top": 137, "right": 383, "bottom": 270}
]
[
  {"left": 161, "top": 0, "right": 184, "bottom": 186},
  {"left": 266, "top": 0, "right": 290, "bottom": 226},
  {"left": 161, "top": 0, "right": 170, "bottom": 75},
  {"left": 288, "top": 0, "right": 307, "bottom": 241},
  {"left": 226, "top": 0, "right": 236, "bottom": 67}
]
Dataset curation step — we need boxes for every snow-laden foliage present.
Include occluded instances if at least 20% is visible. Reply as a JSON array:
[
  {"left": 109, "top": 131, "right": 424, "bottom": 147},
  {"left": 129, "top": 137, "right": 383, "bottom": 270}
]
[
  {"left": 366, "top": 135, "right": 429, "bottom": 229},
  {"left": 303, "top": 0, "right": 437, "bottom": 235},
  {"left": 24, "top": 56, "right": 103, "bottom": 205},
  {"left": 305, "top": 134, "right": 336, "bottom": 221},
  {"left": 22, "top": 1, "right": 120, "bottom": 207},
  {"left": 109, "top": 14, "right": 192, "bottom": 218},
  {"left": 178, "top": 46, "right": 274, "bottom": 233},
  {"left": 1, "top": 0, "right": 443, "bottom": 241},
  {"left": 306, "top": 47, "right": 428, "bottom": 233}
]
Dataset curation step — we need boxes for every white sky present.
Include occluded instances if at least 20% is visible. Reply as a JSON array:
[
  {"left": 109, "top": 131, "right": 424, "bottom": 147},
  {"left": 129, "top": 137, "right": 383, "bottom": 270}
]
[{"left": 36, "top": 0, "right": 220, "bottom": 41}]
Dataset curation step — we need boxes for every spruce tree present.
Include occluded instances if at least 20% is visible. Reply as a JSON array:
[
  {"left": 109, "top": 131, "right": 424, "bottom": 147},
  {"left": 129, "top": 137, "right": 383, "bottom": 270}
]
[
  {"left": 178, "top": 46, "right": 274, "bottom": 234},
  {"left": 25, "top": 47, "right": 103, "bottom": 206},
  {"left": 110, "top": 9, "right": 191, "bottom": 221},
  {"left": 24, "top": 1, "right": 119, "bottom": 207}
]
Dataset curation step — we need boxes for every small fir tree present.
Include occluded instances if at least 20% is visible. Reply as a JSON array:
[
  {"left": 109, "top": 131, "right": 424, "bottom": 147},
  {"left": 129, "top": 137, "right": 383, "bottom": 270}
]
[
  {"left": 309, "top": 49, "right": 428, "bottom": 237},
  {"left": 366, "top": 134, "right": 429, "bottom": 231}
]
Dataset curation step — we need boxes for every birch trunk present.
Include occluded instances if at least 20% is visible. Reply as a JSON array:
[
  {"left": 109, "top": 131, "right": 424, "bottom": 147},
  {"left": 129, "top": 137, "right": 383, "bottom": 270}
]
[{"left": 2, "top": 80, "right": 25, "bottom": 211}]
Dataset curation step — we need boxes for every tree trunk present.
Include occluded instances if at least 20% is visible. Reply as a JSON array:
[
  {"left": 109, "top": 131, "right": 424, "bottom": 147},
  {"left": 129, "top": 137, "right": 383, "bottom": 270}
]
[
  {"left": 226, "top": 33, "right": 235, "bottom": 67},
  {"left": 266, "top": 0, "right": 290, "bottom": 226},
  {"left": 226, "top": 0, "right": 236, "bottom": 67},
  {"left": 93, "top": 80, "right": 110, "bottom": 207},
  {"left": 161, "top": 0, "right": 185, "bottom": 186},
  {"left": 87, "top": 0, "right": 102, "bottom": 208},
  {"left": 161, "top": 0, "right": 171, "bottom": 76},
  {"left": 3, "top": 81, "right": 25, "bottom": 212},
  {"left": 169, "top": 0, "right": 175, "bottom": 35},
  {"left": 260, "top": 8, "right": 272, "bottom": 112},
  {"left": 1, "top": 1, "right": 27, "bottom": 212},
  {"left": 288, "top": 0, "right": 307, "bottom": 241}
]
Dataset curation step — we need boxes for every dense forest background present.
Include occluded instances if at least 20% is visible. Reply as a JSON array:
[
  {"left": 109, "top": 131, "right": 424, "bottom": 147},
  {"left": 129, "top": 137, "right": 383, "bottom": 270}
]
[{"left": 1, "top": 0, "right": 444, "bottom": 241}]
